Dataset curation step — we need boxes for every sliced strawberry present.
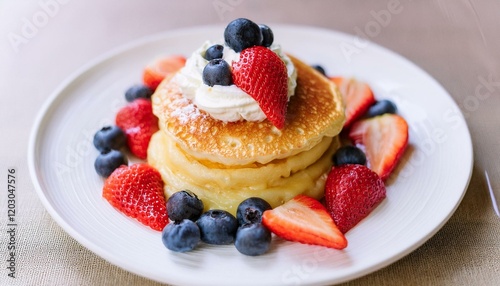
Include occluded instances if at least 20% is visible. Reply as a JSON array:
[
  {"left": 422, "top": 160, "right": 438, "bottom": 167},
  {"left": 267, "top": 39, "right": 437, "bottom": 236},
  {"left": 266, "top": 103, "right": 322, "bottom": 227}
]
[
  {"left": 232, "top": 46, "right": 288, "bottom": 129},
  {"left": 348, "top": 114, "right": 409, "bottom": 181},
  {"left": 115, "top": 98, "right": 159, "bottom": 159},
  {"left": 262, "top": 194, "right": 347, "bottom": 249},
  {"left": 325, "top": 164, "right": 386, "bottom": 233},
  {"left": 103, "top": 163, "right": 168, "bottom": 231},
  {"left": 143, "top": 55, "right": 186, "bottom": 90},
  {"left": 330, "top": 77, "right": 375, "bottom": 128}
]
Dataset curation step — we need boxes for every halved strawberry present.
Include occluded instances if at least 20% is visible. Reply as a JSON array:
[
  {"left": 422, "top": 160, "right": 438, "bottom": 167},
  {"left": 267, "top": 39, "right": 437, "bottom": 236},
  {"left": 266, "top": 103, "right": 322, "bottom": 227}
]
[
  {"left": 330, "top": 77, "right": 375, "bottom": 128},
  {"left": 262, "top": 194, "right": 347, "bottom": 249},
  {"left": 348, "top": 114, "right": 409, "bottom": 181},
  {"left": 232, "top": 46, "right": 288, "bottom": 129},
  {"left": 115, "top": 98, "right": 159, "bottom": 159},
  {"left": 142, "top": 55, "right": 186, "bottom": 90},
  {"left": 325, "top": 164, "right": 386, "bottom": 233},
  {"left": 103, "top": 163, "right": 168, "bottom": 231}
]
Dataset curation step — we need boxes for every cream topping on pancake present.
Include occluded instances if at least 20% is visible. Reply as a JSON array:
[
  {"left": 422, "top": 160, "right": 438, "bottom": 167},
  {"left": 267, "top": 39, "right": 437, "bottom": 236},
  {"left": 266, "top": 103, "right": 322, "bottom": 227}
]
[{"left": 172, "top": 41, "right": 297, "bottom": 122}]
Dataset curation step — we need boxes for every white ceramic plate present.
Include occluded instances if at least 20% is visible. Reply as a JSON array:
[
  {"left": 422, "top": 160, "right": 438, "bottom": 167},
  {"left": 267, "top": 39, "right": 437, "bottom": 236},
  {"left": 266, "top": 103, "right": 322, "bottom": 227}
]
[{"left": 28, "top": 25, "right": 473, "bottom": 286}]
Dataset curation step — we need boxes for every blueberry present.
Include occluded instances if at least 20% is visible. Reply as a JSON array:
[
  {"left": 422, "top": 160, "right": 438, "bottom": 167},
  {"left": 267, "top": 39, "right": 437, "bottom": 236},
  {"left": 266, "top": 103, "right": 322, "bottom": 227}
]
[
  {"left": 312, "top": 65, "right": 326, "bottom": 76},
  {"left": 93, "top": 125, "right": 127, "bottom": 152},
  {"left": 236, "top": 197, "right": 272, "bottom": 226},
  {"left": 202, "top": 59, "right": 233, "bottom": 87},
  {"left": 224, "top": 18, "right": 263, "bottom": 52},
  {"left": 167, "top": 190, "right": 204, "bottom": 222},
  {"left": 235, "top": 223, "right": 272, "bottom": 256},
  {"left": 259, "top": 24, "right": 274, "bottom": 47},
  {"left": 94, "top": 149, "right": 128, "bottom": 177},
  {"left": 204, "top": 44, "right": 224, "bottom": 61},
  {"left": 332, "top": 145, "right": 366, "bottom": 166},
  {"left": 125, "top": 84, "right": 153, "bottom": 102},
  {"left": 366, "top": 99, "right": 397, "bottom": 117},
  {"left": 196, "top": 209, "right": 238, "bottom": 245},
  {"left": 162, "top": 219, "right": 201, "bottom": 252}
]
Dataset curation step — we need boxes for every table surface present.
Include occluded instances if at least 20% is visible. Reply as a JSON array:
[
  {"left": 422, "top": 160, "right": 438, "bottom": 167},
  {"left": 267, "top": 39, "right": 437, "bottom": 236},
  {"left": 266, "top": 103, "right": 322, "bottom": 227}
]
[{"left": 1, "top": 0, "right": 500, "bottom": 285}]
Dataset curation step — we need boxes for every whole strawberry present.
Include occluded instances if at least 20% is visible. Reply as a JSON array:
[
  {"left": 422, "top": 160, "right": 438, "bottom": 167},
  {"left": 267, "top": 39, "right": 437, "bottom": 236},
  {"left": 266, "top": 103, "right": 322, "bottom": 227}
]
[
  {"left": 325, "top": 164, "right": 386, "bottom": 234},
  {"left": 232, "top": 46, "right": 288, "bottom": 129},
  {"left": 115, "top": 98, "right": 159, "bottom": 159},
  {"left": 103, "top": 163, "right": 168, "bottom": 231}
]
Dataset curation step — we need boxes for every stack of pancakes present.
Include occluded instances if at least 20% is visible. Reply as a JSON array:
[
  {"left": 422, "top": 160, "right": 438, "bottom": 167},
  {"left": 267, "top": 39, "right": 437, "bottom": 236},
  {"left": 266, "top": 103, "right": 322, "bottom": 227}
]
[{"left": 148, "top": 55, "right": 345, "bottom": 214}]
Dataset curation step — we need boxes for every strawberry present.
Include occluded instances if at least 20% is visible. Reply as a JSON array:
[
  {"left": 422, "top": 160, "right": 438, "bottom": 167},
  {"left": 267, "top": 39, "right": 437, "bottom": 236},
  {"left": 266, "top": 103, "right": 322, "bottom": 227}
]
[
  {"left": 232, "top": 46, "right": 288, "bottom": 129},
  {"left": 330, "top": 77, "right": 375, "bottom": 128},
  {"left": 325, "top": 164, "right": 386, "bottom": 233},
  {"left": 142, "top": 55, "right": 186, "bottom": 90},
  {"left": 102, "top": 163, "right": 168, "bottom": 231},
  {"left": 348, "top": 114, "right": 409, "bottom": 181},
  {"left": 115, "top": 98, "right": 159, "bottom": 159},
  {"left": 262, "top": 194, "right": 347, "bottom": 249}
]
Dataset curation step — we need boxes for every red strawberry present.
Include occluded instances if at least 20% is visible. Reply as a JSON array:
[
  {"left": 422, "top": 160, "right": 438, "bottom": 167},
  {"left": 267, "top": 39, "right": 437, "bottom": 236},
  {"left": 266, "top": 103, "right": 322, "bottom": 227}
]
[
  {"left": 232, "top": 46, "right": 288, "bottom": 129},
  {"left": 262, "top": 194, "right": 347, "bottom": 249},
  {"left": 143, "top": 55, "right": 186, "bottom": 90},
  {"left": 103, "top": 163, "right": 168, "bottom": 231},
  {"left": 330, "top": 77, "right": 375, "bottom": 128},
  {"left": 115, "top": 98, "right": 159, "bottom": 159},
  {"left": 325, "top": 164, "right": 386, "bottom": 233},
  {"left": 348, "top": 114, "right": 409, "bottom": 180}
]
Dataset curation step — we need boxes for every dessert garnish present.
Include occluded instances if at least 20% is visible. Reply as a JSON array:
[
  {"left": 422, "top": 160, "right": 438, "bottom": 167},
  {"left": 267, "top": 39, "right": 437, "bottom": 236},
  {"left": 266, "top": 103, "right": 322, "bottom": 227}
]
[
  {"left": 324, "top": 164, "right": 386, "bottom": 233},
  {"left": 262, "top": 194, "right": 348, "bottom": 249},
  {"left": 331, "top": 77, "right": 376, "bottom": 128},
  {"left": 102, "top": 163, "right": 168, "bottom": 231},
  {"left": 348, "top": 113, "right": 409, "bottom": 181},
  {"left": 115, "top": 98, "right": 159, "bottom": 159}
]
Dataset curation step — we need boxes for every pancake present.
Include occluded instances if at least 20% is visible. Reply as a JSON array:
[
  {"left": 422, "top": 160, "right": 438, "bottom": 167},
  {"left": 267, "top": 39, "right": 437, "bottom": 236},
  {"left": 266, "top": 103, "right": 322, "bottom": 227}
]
[
  {"left": 151, "top": 55, "right": 345, "bottom": 166},
  {"left": 148, "top": 130, "right": 341, "bottom": 214}
]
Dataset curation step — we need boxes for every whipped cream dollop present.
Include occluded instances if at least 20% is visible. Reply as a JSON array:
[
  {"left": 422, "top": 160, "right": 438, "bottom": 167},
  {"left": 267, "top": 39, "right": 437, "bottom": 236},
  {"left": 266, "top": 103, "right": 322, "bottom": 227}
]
[{"left": 172, "top": 41, "right": 297, "bottom": 122}]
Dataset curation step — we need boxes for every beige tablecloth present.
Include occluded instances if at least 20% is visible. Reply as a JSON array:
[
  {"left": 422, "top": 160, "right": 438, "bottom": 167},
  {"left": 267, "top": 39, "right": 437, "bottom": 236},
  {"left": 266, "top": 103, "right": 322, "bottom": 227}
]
[{"left": 1, "top": 0, "right": 500, "bottom": 285}]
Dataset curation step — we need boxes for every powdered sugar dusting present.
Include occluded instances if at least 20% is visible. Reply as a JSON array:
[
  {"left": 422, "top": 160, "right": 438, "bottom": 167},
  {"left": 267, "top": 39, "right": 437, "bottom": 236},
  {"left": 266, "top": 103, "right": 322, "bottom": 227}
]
[{"left": 170, "top": 97, "right": 204, "bottom": 125}]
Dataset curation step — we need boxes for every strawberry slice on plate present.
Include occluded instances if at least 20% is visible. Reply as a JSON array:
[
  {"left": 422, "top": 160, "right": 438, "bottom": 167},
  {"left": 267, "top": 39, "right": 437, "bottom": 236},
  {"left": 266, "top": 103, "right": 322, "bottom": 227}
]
[
  {"left": 142, "top": 55, "right": 186, "bottom": 90},
  {"left": 103, "top": 163, "right": 168, "bottom": 231},
  {"left": 325, "top": 164, "right": 386, "bottom": 234},
  {"left": 115, "top": 98, "right": 159, "bottom": 159},
  {"left": 348, "top": 114, "right": 409, "bottom": 181},
  {"left": 330, "top": 77, "right": 375, "bottom": 128},
  {"left": 232, "top": 46, "right": 289, "bottom": 129},
  {"left": 262, "top": 194, "right": 347, "bottom": 249}
]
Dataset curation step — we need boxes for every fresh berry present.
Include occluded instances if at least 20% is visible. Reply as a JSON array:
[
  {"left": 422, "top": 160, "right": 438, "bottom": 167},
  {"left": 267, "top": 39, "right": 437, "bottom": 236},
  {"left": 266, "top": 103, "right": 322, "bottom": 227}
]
[
  {"left": 234, "top": 223, "right": 272, "bottom": 256},
  {"left": 232, "top": 46, "right": 288, "bottom": 129},
  {"left": 196, "top": 209, "right": 238, "bottom": 245},
  {"left": 259, "top": 24, "right": 274, "bottom": 47},
  {"left": 162, "top": 219, "right": 201, "bottom": 252},
  {"left": 167, "top": 190, "right": 204, "bottom": 222},
  {"left": 115, "top": 98, "right": 159, "bottom": 159},
  {"left": 204, "top": 44, "right": 224, "bottom": 60},
  {"left": 125, "top": 84, "right": 153, "bottom": 102},
  {"left": 312, "top": 65, "right": 326, "bottom": 76},
  {"left": 202, "top": 59, "right": 233, "bottom": 86},
  {"left": 142, "top": 55, "right": 186, "bottom": 90},
  {"left": 348, "top": 114, "right": 409, "bottom": 180},
  {"left": 366, "top": 99, "right": 397, "bottom": 118},
  {"left": 236, "top": 197, "right": 272, "bottom": 226},
  {"left": 93, "top": 125, "right": 127, "bottom": 152},
  {"left": 94, "top": 149, "right": 128, "bottom": 177},
  {"left": 102, "top": 164, "right": 168, "bottom": 231},
  {"left": 330, "top": 77, "right": 376, "bottom": 128},
  {"left": 324, "top": 164, "right": 386, "bottom": 233},
  {"left": 262, "top": 194, "right": 347, "bottom": 249},
  {"left": 332, "top": 145, "right": 366, "bottom": 166},
  {"left": 224, "top": 18, "right": 262, "bottom": 52}
]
